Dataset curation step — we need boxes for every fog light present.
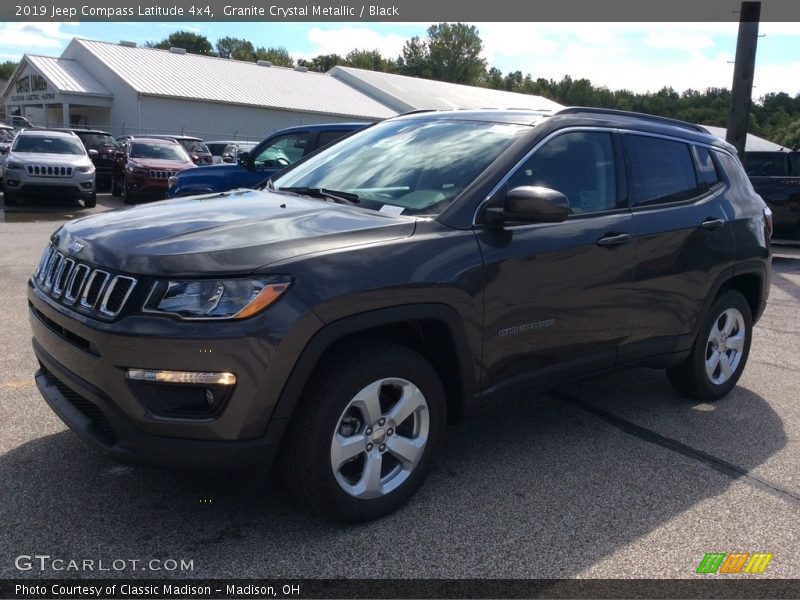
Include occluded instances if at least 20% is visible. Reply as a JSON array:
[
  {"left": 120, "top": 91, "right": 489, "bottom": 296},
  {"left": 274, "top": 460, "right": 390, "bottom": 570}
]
[{"left": 125, "top": 369, "right": 236, "bottom": 385}]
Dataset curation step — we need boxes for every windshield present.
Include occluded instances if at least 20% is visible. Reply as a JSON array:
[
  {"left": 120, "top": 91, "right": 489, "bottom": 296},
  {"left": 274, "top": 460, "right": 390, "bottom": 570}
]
[
  {"left": 129, "top": 142, "right": 190, "bottom": 161},
  {"left": 77, "top": 133, "right": 119, "bottom": 150},
  {"left": 274, "top": 119, "right": 528, "bottom": 216},
  {"left": 178, "top": 139, "right": 210, "bottom": 154},
  {"left": 13, "top": 135, "right": 86, "bottom": 155}
]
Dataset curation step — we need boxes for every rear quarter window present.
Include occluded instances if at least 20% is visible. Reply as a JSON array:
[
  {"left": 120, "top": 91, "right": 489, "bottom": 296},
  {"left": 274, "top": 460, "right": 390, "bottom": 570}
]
[{"left": 625, "top": 135, "right": 698, "bottom": 206}]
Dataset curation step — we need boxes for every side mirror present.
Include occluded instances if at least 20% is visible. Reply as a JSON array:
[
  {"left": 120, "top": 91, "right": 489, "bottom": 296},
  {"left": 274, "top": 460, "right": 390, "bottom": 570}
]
[
  {"left": 485, "top": 186, "right": 569, "bottom": 225},
  {"left": 0, "top": 145, "right": 8, "bottom": 155},
  {"left": 238, "top": 151, "right": 252, "bottom": 170},
  {"left": 88, "top": 149, "right": 98, "bottom": 157}
]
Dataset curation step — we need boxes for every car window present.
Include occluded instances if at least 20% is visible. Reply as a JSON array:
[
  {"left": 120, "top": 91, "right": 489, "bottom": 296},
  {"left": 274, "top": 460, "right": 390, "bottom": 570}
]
[
  {"left": 206, "top": 143, "right": 230, "bottom": 156},
  {"left": 317, "top": 130, "right": 350, "bottom": 148},
  {"left": 179, "top": 139, "right": 210, "bottom": 154},
  {"left": 260, "top": 132, "right": 313, "bottom": 164},
  {"left": 744, "top": 152, "right": 791, "bottom": 177},
  {"left": 129, "top": 143, "right": 189, "bottom": 161},
  {"left": 694, "top": 146, "right": 721, "bottom": 191},
  {"left": 626, "top": 135, "right": 699, "bottom": 207},
  {"left": 13, "top": 135, "right": 86, "bottom": 155},
  {"left": 77, "top": 133, "right": 119, "bottom": 151},
  {"left": 0, "top": 129, "right": 14, "bottom": 143},
  {"left": 507, "top": 131, "right": 618, "bottom": 214}
]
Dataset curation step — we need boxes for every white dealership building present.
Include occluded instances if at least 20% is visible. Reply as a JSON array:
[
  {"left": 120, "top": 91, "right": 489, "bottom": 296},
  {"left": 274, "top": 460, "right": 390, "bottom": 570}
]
[{"left": 1, "top": 37, "right": 563, "bottom": 140}]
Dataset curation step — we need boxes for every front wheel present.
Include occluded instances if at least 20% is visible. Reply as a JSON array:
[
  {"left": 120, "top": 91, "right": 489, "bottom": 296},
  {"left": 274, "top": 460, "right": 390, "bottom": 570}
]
[
  {"left": 280, "top": 343, "right": 446, "bottom": 522},
  {"left": 122, "top": 179, "right": 135, "bottom": 205},
  {"left": 83, "top": 192, "right": 96, "bottom": 209},
  {"left": 667, "top": 290, "right": 753, "bottom": 401}
]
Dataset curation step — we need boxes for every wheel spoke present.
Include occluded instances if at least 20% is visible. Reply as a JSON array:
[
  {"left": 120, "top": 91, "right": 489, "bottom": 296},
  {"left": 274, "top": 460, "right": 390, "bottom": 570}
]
[
  {"left": 331, "top": 433, "right": 364, "bottom": 470},
  {"left": 708, "top": 327, "right": 722, "bottom": 347},
  {"left": 387, "top": 434, "right": 425, "bottom": 469},
  {"left": 387, "top": 383, "right": 426, "bottom": 427},
  {"left": 727, "top": 332, "right": 745, "bottom": 352},
  {"left": 350, "top": 381, "right": 384, "bottom": 424},
  {"left": 353, "top": 453, "right": 383, "bottom": 498},
  {"left": 706, "top": 351, "right": 721, "bottom": 380},
  {"left": 719, "top": 353, "right": 733, "bottom": 380},
  {"left": 722, "top": 310, "right": 738, "bottom": 336}
]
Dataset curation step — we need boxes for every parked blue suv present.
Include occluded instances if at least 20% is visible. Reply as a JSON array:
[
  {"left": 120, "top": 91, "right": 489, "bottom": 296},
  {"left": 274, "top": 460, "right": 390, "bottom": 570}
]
[{"left": 166, "top": 122, "right": 368, "bottom": 198}]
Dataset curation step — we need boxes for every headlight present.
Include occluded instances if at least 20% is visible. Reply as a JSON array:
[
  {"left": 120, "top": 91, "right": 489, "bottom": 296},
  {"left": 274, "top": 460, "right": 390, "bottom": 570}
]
[
  {"left": 127, "top": 165, "right": 148, "bottom": 176},
  {"left": 167, "top": 176, "right": 178, "bottom": 189},
  {"left": 76, "top": 165, "right": 95, "bottom": 173},
  {"left": 143, "top": 276, "right": 292, "bottom": 320},
  {"left": 5, "top": 162, "right": 23, "bottom": 170}
]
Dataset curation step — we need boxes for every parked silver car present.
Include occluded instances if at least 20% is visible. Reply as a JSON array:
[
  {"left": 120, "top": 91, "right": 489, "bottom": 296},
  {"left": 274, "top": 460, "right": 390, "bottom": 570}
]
[
  {"left": 2, "top": 129, "right": 96, "bottom": 208},
  {"left": 0, "top": 124, "right": 15, "bottom": 183}
]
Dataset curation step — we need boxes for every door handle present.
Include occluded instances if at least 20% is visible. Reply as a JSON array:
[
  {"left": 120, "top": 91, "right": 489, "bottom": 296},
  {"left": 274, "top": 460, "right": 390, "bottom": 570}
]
[
  {"left": 700, "top": 218, "right": 725, "bottom": 231},
  {"left": 596, "top": 233, "right": 631, "bottom": 247}
]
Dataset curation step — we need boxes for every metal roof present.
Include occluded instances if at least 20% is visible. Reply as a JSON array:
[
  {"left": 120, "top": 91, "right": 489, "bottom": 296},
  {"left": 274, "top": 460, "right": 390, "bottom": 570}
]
[
  {"left": 329, "top": 66, "right": 564, "bottom": 113},
  {"left": 703, "top": 125, "right": 790, "bottom": 152},
  {"left": 8, "top": 55, "right": 111, "bottom": 97},
  {"left": 68, "top": 39, "right": 396, "bottom": 120}
]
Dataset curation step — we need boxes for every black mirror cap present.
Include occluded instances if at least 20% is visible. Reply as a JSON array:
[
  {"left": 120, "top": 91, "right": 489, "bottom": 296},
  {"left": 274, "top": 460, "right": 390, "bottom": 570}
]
[
  {"left": 0, "top": 145, "right": 8, "bottom": 155},
  {"left": 501, "top": 186, "right": 569, "bottom": 224},
  {"left": 238, "top": 151, "right": 252, "bottom": 169}
]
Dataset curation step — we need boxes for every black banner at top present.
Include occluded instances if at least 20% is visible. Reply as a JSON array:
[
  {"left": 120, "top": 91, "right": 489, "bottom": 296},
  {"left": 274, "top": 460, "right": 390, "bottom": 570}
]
[{"left": 1, "top": 0, "right": 800, "bottom": 22}]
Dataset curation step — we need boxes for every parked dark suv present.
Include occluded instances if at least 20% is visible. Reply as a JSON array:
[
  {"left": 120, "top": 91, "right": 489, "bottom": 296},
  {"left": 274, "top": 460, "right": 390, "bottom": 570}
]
[
  {"left": 744, "top": 150, "right": 800, "bottom": 237},
  {"left": 29, "top": 108, "right": 771, "bottom": 522}
]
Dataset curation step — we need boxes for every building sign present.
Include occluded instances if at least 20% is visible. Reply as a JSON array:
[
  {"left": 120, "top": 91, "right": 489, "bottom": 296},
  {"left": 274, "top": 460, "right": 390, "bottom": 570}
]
[{"left": 8, "top": 69, "right": 57, "bottom": 104}]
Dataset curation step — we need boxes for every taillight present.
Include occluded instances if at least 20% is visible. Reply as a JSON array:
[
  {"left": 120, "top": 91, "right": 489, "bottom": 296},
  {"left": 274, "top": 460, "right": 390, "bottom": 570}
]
[{"left": 764, "top": 205, "right": 774, "bottom": 238}]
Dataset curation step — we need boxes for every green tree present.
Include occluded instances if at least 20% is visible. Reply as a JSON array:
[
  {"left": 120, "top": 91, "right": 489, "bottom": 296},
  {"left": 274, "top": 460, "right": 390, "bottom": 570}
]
[
  {"left": 297, "top": 54, "right": 345, "bottom": 72},
  {"left": 0, "top": 61, "right": 18, "bottom": 81},
  {"left": 345, "top": 49, "right": 394, "bottom": 72},
  {"left": 427, "top": 23, "right": 486, "bottom": 85},
  {"left": 255, "top": 46, "right": 294, "bottom": 67},
  {"left": 216, "top": 37, "right": 256, "bottom": 61},
  {"left": 147, "top": 31, "right": 215, "bottom": 56},
  {"left": 397, "top": 36, "right": 429, "bottom": 78}
]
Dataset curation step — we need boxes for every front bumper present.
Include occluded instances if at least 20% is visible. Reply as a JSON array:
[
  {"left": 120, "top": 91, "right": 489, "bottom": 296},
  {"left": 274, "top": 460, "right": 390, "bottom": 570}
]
[
  {"left": 5, "top": 176, "right": 94, "bottom": 199},
  {"left": 28, "top": 278, "right": 320, "bottom": 469},
  {"left": 127, "top": 176, "right": 169, "bottom": 199}
]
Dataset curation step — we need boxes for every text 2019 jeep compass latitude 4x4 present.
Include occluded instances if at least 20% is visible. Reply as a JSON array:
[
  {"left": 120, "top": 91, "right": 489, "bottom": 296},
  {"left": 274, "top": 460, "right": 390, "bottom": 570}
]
[{"left": 29, "top": 108, "right": 771, "bottom": 521}]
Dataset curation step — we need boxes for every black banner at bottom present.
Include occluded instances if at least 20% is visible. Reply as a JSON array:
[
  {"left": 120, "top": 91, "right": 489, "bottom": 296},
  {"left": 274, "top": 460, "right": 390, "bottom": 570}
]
[{"left": 4, "top": 579, "right": 800, "bottom": 599}]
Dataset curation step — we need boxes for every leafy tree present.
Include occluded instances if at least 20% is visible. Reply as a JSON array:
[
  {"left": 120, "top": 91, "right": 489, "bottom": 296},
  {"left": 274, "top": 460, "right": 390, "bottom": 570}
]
[
  {"left": 398, "top": 36, "right": 430, "bottom": 78},
  {"left": 345, "top": 49, "right": 394, "bottom": 72},
  {"left": 255, "top": 47, "right": 294, "bottom": 67},
  {"left": 297, "top": 54, "right": 345, "bottom": 72},
  {"left": 0, "top": 61, "right": 18, "bottom": 81},
  {"left": 146, "top": 31, "right": 215, "bottom": 56},
  {"left": 216, "top": 37, "right": 256, "bottom": 60},
  {"left": 426, "top": 23, "right": 486, "bottom": 85}
]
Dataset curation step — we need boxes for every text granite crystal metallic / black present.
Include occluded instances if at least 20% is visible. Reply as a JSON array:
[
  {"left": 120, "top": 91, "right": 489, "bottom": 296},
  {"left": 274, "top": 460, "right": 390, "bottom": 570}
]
[{"left": 29, "top": 108, "right": 772, "bottom": 522}]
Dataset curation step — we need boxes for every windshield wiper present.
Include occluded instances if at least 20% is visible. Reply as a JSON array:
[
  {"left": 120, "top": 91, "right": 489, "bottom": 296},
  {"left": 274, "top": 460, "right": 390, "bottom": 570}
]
[{"left": 278, "top": 187, "right": 360, "bottom": 205}]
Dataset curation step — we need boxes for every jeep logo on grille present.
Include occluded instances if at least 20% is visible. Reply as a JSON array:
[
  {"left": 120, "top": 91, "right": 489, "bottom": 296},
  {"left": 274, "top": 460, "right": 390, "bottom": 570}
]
[{"left": 68, "top": 240, "right": 85, "bottom": 255}]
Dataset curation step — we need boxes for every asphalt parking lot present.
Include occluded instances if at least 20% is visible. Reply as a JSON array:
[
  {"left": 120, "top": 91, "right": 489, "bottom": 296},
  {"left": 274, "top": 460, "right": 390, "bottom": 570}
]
[{"left": 1, "top": 192, "right": 799, "bottom": 582}]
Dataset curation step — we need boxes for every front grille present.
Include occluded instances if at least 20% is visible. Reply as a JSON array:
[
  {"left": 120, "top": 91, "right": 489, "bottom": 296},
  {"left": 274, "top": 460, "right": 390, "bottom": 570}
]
[
  {"left": 35, "top": 244, "right": 137, "bottom": 318},
  {"left": 26, "top": 165, "right": 73, "bottom": 177},
  {"left": 41, "top": 365, "right": 118, "bottom": 444},
  {"left": 149, "top": 169, "right": 176, "bottom": 180}
]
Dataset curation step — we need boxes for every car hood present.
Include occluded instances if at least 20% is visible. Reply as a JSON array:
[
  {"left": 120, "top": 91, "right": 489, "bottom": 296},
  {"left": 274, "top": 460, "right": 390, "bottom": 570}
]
[
  {"left": 12, "top": 152, "right": 90, "bottom": 165},
  {"left": 52, "top": 189, "right": 417, "bottom": 276},
  {"left": 128, "top": 158, "right": 195, "bottom": 170}
]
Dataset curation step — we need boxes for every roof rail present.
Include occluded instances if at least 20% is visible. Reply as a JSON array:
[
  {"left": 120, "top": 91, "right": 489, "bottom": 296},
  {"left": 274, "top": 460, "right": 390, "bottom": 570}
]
[
  {"left": 397, "top": 109, "right": 439, "bottom": 116},
  {"left": 555, "top": 107, "right": 709, "bottom": 134}
]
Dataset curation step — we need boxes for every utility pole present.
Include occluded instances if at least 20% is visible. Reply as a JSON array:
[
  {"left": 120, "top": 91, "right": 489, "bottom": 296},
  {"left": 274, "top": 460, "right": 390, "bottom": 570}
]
[{"left": 726, "top": 1, "right": 761, "bottom": 157}]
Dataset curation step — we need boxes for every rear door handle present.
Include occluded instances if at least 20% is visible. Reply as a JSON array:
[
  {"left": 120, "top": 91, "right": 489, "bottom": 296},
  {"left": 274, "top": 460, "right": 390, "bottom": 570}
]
[
  {"left": 700, "top": 218, "right": 725, "bottom": 231},
  {"left": 596, "top": 233, "right": 631, "bottom": 247}
]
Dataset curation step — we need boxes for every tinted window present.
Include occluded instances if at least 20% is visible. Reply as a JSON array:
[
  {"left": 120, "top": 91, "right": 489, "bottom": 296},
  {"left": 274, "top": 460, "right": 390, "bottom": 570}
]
[
  {"left": 77, "top": 133, "right": 118, "bottom": 150},
  {"left": 626, "top": 135, "right": 698, "bottom": 206},
  {"left": 206, "top": 143, "right": 230, "bottom": 156},
  {"left": 694, "top": 146, "right": 720, "bottom": 191},
  {"left": 744, "top": 152, "right": 791, "bottom": 177},
  {"left": 507, "top": 131, "right": 618, "bottom": 214},
  {"left": 317, "top": 130, "right": 349, "bottom": 148},
  {"left": 129, "top": 143, "right": 189, "bottom": 161},
  {"left": 178, "top": 139, "right": 210, "bottom": 154}
]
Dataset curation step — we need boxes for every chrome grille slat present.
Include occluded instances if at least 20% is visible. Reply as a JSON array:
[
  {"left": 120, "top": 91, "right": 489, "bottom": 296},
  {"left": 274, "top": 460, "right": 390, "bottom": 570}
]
[
  {"left": 149, "top": 169, "right": 176, "bottom": 180},
  {"left": 33, "top": 244, "right": 137, "bottom": 318},
  {"left": 26, "top": 165, "right": 73, "bottom": 178}
]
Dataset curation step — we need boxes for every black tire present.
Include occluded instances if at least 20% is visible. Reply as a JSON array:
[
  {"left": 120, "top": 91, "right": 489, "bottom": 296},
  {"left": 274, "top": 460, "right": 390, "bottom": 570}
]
[
  {"left": 83, "top": 192, "right": 96, "bottom": 209},
  {"left": 3, "top": 189, "right": 17, "bottom": 207},
  {"left": 280, "top": 342, "right": 447, "bottom": 522},
  {"left": 122, "top": 179, "right": 135, "bottom": 205},
  {"left": 667, "top": 290, "right": 753, "bottom": 401}
]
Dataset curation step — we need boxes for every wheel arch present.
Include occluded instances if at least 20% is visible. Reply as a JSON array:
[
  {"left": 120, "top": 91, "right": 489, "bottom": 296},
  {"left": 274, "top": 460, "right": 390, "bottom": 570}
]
[{"left": 270, "top": 304, "right": 476, "bottom": 427}]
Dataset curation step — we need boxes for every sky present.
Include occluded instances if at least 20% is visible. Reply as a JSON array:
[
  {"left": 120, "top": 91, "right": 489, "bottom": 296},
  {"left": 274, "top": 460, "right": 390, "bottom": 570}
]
[{"left": 1, "top": 21, "right": 799, "bottom": 98}]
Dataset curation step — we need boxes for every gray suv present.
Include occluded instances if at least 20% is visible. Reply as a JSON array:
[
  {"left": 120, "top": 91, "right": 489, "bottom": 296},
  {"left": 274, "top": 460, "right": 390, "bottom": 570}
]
[{"left": 3, "top": 129, "right": 96, "bottom": 208}]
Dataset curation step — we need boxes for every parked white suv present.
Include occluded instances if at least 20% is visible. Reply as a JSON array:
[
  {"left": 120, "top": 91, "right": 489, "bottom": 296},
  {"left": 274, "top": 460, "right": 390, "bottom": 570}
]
[
  {"left": 2, "top": 129, "right": 96, "bottom": 208},
  {"left": 0, "top": 124, "right": 15, "bottom": 183}
]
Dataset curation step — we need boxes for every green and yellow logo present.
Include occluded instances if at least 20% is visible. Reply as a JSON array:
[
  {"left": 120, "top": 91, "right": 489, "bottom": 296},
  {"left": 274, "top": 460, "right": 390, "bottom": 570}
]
[{"left": 696, "top": 552, "right": 773, "bottom": 574}]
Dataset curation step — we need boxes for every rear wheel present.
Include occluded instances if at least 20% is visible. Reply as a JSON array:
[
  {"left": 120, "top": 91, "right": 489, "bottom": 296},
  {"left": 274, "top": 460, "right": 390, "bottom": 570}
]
[
  {"left": 280, "top": 343, "right": 446, "bottom": 522},
  {"left": 667, "top": 290, "right": 752, "bottom": 401},
  {"left": 111, "top": 175, "right": 122, "bottom": 197}
]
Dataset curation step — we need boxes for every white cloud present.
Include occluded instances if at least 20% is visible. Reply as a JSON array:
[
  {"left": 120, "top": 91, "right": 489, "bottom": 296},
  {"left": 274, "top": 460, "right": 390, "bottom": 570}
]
[
  {"left": 302, "top": 27, "right": 408, "bottom": 61},
  {"left": 0, "top": 22, "right": 75, "bottom": 50},
  {"left": 643, "top": 30, "right": 716, "bottom": 51}
]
